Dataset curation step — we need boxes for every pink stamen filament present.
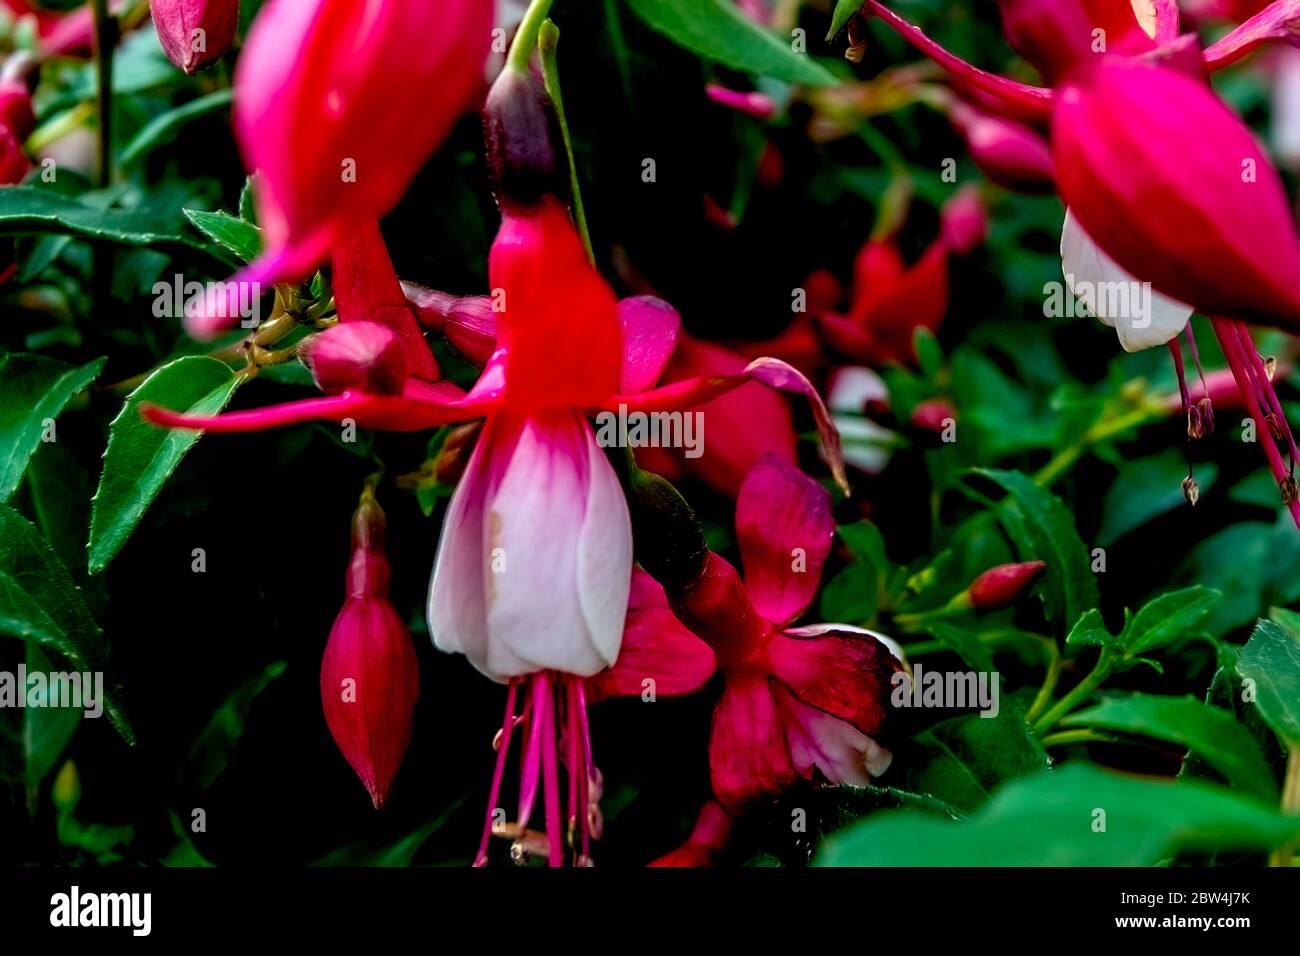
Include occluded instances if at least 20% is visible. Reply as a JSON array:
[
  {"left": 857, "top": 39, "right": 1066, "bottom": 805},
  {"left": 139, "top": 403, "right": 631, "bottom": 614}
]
[
  {"left": 475, "top": 679, "right": 521, "bottom": 867},
  {"left": 1212, "top": 317, "right": 1300, "bottom": 527}
]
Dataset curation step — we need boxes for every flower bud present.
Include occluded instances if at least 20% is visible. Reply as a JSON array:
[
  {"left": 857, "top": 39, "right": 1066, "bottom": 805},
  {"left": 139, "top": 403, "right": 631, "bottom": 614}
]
[
  {"left": 968, "top": 560, "right": 1046, "bottom": 611},
  {"left": 150, "top": 0, "right": 239, "bottom": 75},
  {"left": 402, "top": 284, "right": 498, "bottom": 368},
  {"left": 301, "top": 321, "right": 407, "bottom": 395},
  {"left": 320, "top": 488, "right": 419, "bottom": 809},
  {"left": 911, "top": 397, "right": 956, "bottom": 433},
  {"left": 948, "top": 100, "right": 1054, "bottom": 194},
  {"left": 483, "top": 64, "right": 566, "bottom": 208},
  {"left": 624, "top": 466, "right": 709, "bottom": 591}
]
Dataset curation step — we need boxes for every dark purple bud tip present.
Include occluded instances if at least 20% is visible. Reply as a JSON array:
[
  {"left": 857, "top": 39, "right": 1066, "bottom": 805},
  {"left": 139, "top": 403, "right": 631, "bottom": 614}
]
[{"left": 483, "top": 66, "right": 566, "bottom": 208}]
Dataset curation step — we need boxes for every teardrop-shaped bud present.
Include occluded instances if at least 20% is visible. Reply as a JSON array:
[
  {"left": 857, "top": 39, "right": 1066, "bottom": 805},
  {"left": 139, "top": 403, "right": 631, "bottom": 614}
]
[
  {"left": 483, "top": 63, "right": 566, "bottom": 208},
  {"left": 320, "top": 488, "right": 419, "bottom": 809},
  {"left": 149, "top": 0, "right": 239, "bottom": 75},
  {"left": 968, "top": 560, "right": 1047, "bottom": 611}
]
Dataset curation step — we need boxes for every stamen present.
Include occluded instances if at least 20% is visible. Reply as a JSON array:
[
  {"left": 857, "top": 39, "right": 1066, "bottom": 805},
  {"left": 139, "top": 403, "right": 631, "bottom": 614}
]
[
  {"left": 1182, "top": 473, "right": 1200, "bottom": 507},
  {"left": 516, "top": 678, "right": 546, "bottom": 832},
  {"left": 540, "top": 674, "right": 564, "bottom": 868},
  {"left": 1212, "top": 317, "right": 1300, "bottom": 528},
  {"left": 475, "top": 679, "right": 521, "bottom": 867},
  {"left": 1184, "top": 326, "right": 1215, "bottom": 436}
]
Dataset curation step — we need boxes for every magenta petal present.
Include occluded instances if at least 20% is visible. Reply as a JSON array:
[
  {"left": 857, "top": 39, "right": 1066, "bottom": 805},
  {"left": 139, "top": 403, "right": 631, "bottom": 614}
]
[
  {"left": 708, "top": 674, "right": 797, "bottom": 810},
  {"left": 1203, "top": 0, "right": 1300, "bottom": 71},
  {"left": 1053, "top": 58, "right": 1300, "bottom": 327},
  {"left": 735, "top": 455, "right": 834, "bottom": 627},
  {"left": 617, "top": 296, "right": 681, "bottom": 394}
]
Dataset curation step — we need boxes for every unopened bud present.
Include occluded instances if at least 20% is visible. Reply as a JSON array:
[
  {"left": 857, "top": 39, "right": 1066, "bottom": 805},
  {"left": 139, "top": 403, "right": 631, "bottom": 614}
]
[
  {"left": 1182, "top": 475, "right": 1200, "bottom": 507},
  {"left": 321, "top": 487, "right": 419, "bottom": 809},
  {"left": 150, "top": 0, "right": 239, "bottom": 75},
  {"left": 403, "top": 284, "right": 498, "bottom": 367},
  {"left": 911, "top": 398, "right": 956, "bottom": 434},
  {"left": 483, "top": 65, "right": 565, "bottom": 208},
  {"left": 967, "top": 560, "right": 1046, "bottom": 612},
  {"left": 301, "top": 320, "right": 407, "bottom": 395},
  {"left": 626, "top": 468, "right": 708, "bottom": 591}
]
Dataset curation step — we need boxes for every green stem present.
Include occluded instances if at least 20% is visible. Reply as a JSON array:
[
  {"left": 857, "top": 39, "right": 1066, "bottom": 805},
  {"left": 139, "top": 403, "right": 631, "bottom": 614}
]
[
  {"left": 89, "top": 0, "right": 117, "bottom": 187},
  {"left": 1033, "top": 406, "right": 1161, "bottom": 487},
  {"left": 507, "top": 0, "right": 555, "bottom": 75},
  {"left": 1270, "top": 745, "right": 1300, "bottom": 867},
  {"left": 539, "top": 20, "right": 593, "bottom": 264},
  {"left": 1031, "top": 649, "right": 1114, "bottom": 734},
  {"left": 1024, "top": 637, "right": 1063, "bottom": 725}
]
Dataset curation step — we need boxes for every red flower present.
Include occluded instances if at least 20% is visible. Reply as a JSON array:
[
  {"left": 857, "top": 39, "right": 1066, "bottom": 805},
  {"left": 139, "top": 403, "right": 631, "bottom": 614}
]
[{"left": 150, "top": 0, "right": 239, "bottom": 75}]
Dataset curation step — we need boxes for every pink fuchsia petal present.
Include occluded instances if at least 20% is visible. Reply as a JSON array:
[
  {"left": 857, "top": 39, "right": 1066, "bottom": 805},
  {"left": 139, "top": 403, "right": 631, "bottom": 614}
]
[
  {"left": 768, "top": 625, "right": 902, "bottom": 734},
  {"left": 0, "top": 126, "right": 29, "bottom": 184},
  {"left": 861, "top": 1, "right": 1054, "bottom": 123},
  {"left": 586, "top": 576, "right": 716, "bottom": 703},
  {"left": 617, "top": 296, "right": 681, "bottom": 394},
  {"left": 669, "top": 552, "right": 772, "bottom": 660},
  {"left": 1203, "top": 0, "right": 1300, "bottom": 70},
  {"left": 650, "top": 336, "right": 796, "bottom": 498},
  {"left": 331, "top": 219, "right": 439, "bottom": 382},
  {"left": 233, "top": 0, "right": 490, "bottom": 288},
  {"left": 300, "top": 321, "right": 407, "bottom": 395},
  {"left": 735, "top": 455, "right": 834, "bottom": 627},
  {"left": 995, "top": 0, "right": 1098, "bottom": 82},
  {"left": 708, "top": 674, "right": 798, "bottom": 810},
  {"left": 772, "top": 682, "right": 891, "bottom": 786},
  {"left": 150, "top": 0, "right": 239, "bottom": 75},
  {"left": 141, "top": 379, "right": 495, "bottom": 434},
  {"left": 1053, "top": 58, "right": 1300, "bottom": 328},
  {"left": 491, "top": 199, "right": 624, "bottom": 410},
  {"left": 705, "top": 83, "right": 777, "bottom": 120},
  {"left": 477, "top": 410, "right": 632, "bottom": 679},
  {"left": 610, "top": 356, "right": 848, "bottom": 495}
]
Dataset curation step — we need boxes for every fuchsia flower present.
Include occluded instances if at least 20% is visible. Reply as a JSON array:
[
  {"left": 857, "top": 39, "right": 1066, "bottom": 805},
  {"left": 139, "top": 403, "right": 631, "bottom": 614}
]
[
  {"left": 189, "top": 0, "right": 492, "bottom": 337},
  {"left": 813, "top": 187, "right": 985, "bottom": 367},
  {"left": 648, "top": 800, "right": 736, "bottom": 867},
  {"left": 855, "top": 0, "right": 1300, "bottom": 524},
  {"left": 320, "top": 484, "right": 419, "bottom": 809},
  {"left": 150, "top": 0, "right": 239, "bottom": 75},
  {"left": 594, "top": 456, "right": 903, "bottom": 812},
  {"left": 945, "top": 98, "right": 1055, "bottom": 194}
]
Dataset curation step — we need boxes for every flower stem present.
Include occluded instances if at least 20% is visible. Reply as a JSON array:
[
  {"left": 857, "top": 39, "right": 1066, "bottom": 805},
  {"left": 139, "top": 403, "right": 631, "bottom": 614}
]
[
  {"left": 1040, "top": 728, "right": 1118, "bottom": 748},
  {"left": 1031, "top": 649, "right": 1114, "bottom": 734},
  {"left": 507, "top": 0, "right": 554, "bottom": 75},
  {"left": 539, "top": 20, "right": 594, "bottom": 264},
  {"left": 1033, "top": 405, "right": 1161, "bottom": 487},
  {"left": 89, "top": 0, "right": 117, "bottom": 187},
  {"left": 1270, "top": 745, "right": 1300, "bottom": 867},
  {"left": 1023, "top": 637, "right": 1063, "bottom": 725}
]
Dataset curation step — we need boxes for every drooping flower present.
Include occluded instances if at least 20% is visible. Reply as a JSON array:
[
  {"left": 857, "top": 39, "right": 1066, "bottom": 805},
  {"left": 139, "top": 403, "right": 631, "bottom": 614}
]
[
  {"left": 319, "top": 484, "right": 419, "bottom": 809},
  {"left": 150, "top": 0, "right": 239, "bottom": 75},
  {"left": 597, "top": 456, "right": 903, "bottom": 811},
  {"left": 188, "top": 0, "right": 493, "bottom": 338},
  {"left": 851, "top": 0, "right": 1300, "bottom": 523}
]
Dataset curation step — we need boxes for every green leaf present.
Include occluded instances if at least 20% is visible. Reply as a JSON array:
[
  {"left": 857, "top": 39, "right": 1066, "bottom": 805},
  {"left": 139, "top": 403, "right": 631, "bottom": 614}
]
[
  {"left": 182, "top": 208, "right": 263, "bottom": 263},
  {"left": 0, "top": 354, "right": 104, "bottom": 501},
  {"left": 310, "top": 794, "right": 469, "bottom": 866},
  {"left": 185, "top": 661, "right": 288, "bottom": 792},
  {"left": 89, "top": 356, "right": 242, "bottom": 573},
  {"left": 0, "top": 504, "right": 133, "bottom": 744},
  {"left": 627, "top": 0, "right": 837, "bottom": 86},
  {"left": 818, "top": 561, "right": 876, "bottom": 623},
  {"left": 973, "top": 468, "right": 1098, "bottom": 629},
  {"left": 22, "top": 644, "right": 81, "bottom": 786},
  {"left": 827, "top": 0, "right": 861, "bottom": 41},
  {"left": 921, "top": 621, "right": 995, "bottom": 672},
  {"left": 238, "top": 176, "right": 257, "bottom": 224},
  {"left": 837, "top": 520, "right": 887, "bottom": 571},
  {"left": 1240, "top": 619, "right": 1300, "bottom": 745},
  {"left": 907, "top": 706, "right": 1048, "bottom": 812},
  {"left": 816, "top": 763, "right": 1300, "bottom": 866},
  {"left": 1120, "top": 586, "right": 1221, "bottom": 656},
  {"left": 1065, "top": 608, "right": 1110, "bottom": 648},
  {"left": 1063, "top": 694, "right": 1277, "bottom": 799},
  {"left": 120, "top": 89, "right": 235, "bottom": 167},
  {"left": 0, "top": 185, "right": 218, "bottom": 253},
  {"left": 1098, "top": 450, "right": 1218, "bottom": 546}
]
